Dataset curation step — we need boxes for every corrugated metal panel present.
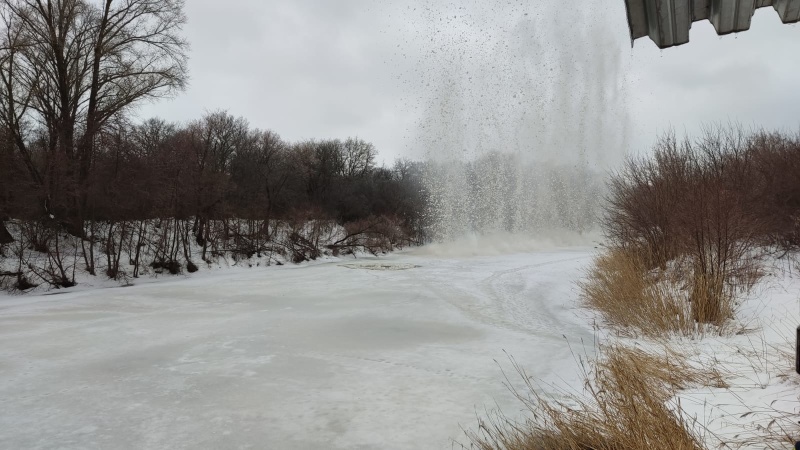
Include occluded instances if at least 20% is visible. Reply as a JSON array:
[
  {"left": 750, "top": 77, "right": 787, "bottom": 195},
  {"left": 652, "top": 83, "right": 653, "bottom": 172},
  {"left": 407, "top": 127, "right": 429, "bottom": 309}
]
[
  {"left": 625, "top": 0, "right": 800, "bottom": 48},
  {"left": 645, "top": 0, "right": 691, "bottom": 47},
  {"left": 774, "top": 0, "right": 800, "bottom": 22},
  {"left": 693, "top": 1, "right": 711, "bottom": 20},
  {"left": 710, "top": 0, "right": 756, "bottom": 35},
  {"left": 625, "top": 0, "right": 649, "bottom": 39}
]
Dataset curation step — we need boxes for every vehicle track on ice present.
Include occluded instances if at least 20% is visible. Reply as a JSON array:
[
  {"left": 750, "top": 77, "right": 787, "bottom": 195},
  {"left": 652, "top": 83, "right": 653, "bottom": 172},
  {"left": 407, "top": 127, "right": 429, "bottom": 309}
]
[{"left": 420, "top": 255, "right": 589, "bottom": 339}]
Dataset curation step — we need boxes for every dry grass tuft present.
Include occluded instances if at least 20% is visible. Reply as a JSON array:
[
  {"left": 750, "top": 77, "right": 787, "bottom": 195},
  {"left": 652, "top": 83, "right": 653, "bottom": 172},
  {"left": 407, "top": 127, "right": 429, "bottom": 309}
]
[
  {"left": 603, "top": 346, "right": 728, "bottom": 395},
  {"left": 467, "top": 345, "right": 714, "bottom": 450},
  {"left": 688, "top": 268, "right": 731, "bottom": 326},
  {"left": 579, "top": 248, "right": 696, "bottom": 337},
  {"left": 580, "top": 247, "right": 762, "bottom": 337}
]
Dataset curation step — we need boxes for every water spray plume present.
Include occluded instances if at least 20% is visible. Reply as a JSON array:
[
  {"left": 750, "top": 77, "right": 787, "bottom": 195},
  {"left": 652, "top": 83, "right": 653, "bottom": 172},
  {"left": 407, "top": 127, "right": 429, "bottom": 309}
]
[{"left": 402, "top": 0, "right": 632, "bottom": 242}]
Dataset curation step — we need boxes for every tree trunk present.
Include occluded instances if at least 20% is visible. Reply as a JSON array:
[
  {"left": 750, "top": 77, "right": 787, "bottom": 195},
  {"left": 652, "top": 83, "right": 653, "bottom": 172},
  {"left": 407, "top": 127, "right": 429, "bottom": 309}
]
[{"left": 0, "top": 220, "right": 13, "bottom": 244}]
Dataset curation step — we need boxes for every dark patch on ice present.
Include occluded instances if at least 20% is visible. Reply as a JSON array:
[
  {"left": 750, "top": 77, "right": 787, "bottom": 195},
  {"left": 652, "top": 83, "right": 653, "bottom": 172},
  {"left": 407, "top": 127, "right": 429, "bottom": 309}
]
[{"left": 341, "top": 262, "right": 420, "bottom": 271}]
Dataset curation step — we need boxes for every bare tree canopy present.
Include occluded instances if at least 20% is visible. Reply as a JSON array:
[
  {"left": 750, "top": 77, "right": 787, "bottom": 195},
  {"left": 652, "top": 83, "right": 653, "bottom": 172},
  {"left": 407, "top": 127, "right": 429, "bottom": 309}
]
[
  {"left": 0, "top": 0, "right": 188, "bottom": 227},
  {"left": 341, "top": 137, "right": 376, "bottom": 179}
]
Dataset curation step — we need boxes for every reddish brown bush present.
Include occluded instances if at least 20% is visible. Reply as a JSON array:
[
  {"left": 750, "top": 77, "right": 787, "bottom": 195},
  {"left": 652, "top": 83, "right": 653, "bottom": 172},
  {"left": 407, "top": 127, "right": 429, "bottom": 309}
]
[
  {"left": 604, "top": 126, "right": 776, "bottom": 324},
  {"left": 604, "top": 132, "right": 693, "bottom": 268},
  {"left": 747, "top": 131, "right": 800, "bottom": 250}
]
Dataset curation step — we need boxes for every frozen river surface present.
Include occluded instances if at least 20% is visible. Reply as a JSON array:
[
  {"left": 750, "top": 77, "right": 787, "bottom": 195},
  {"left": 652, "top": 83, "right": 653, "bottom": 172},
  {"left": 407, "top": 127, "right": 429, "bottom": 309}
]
[{"left": 0, "top": 248, "right": 595, "bottom": 449}]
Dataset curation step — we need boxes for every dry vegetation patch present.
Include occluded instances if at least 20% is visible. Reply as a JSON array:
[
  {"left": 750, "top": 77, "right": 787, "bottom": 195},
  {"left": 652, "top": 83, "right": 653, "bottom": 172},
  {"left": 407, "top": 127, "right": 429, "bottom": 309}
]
[
  {"left": 579, "top": 248, "right": 695, "bottom": 337},
  {"left": 588, "top": 126, "right": 779, "bottom": 336},
  {"left": 467, "top": 345, "right": 718, "bottom": 450},
  {"left": 579, "top": 247, "right": 763, "bottom": 338}
]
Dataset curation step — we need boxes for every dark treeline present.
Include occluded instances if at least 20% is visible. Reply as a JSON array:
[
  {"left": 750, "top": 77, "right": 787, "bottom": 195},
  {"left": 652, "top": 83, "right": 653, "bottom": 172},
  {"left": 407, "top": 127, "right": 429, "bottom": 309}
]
[
  {"left": 0, "top": 112, "right": 427, "bottom": 290},
  {"left": 0, "top": 111, "right": 427, "bottom": 242},
  {"left": 0, "top": 0, "right": 426, "bottom": 290}
]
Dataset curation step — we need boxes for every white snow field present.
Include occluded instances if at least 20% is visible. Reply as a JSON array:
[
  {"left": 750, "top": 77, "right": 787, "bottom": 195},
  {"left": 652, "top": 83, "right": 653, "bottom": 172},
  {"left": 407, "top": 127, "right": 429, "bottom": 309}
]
[{"left": 0, "top": 247, "right": 597, "bottom": 449}]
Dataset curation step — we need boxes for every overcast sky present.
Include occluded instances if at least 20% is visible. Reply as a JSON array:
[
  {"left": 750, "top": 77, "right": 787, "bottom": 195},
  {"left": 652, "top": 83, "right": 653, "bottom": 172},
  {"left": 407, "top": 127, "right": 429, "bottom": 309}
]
[{"left": 138, "top": 1, "right": 800, "bottom": 166}]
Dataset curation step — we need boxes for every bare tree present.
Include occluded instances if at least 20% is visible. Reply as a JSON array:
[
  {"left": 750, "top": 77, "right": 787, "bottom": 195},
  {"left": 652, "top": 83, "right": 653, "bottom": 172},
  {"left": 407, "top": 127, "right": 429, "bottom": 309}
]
[
  {"left": 303, "top": 139, "right": 344, "bottom": 203},
  {"left": 185, "top": 111, "right": 249, "bottom": 254},
  {"left": 229, "top": 129, "right": 289, "bottom": 233},
  {"left": 190, "top": 111, "right": 249, "bottom": 174},
  {"left": 131, "top": 117, "right": 177, "bottom": 158},
  {"left": 0, "top": 0, "right": 188, "bottom": 231},
  {"left": 341, "top": 137, "right": 376, "bottom": 178}
]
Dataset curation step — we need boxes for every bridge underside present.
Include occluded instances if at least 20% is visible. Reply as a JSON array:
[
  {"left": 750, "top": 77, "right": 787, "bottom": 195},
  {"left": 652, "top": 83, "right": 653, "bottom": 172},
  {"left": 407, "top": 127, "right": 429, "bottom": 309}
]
[{"left": 625, "top": 0, "right": 800, "bottom": 48}]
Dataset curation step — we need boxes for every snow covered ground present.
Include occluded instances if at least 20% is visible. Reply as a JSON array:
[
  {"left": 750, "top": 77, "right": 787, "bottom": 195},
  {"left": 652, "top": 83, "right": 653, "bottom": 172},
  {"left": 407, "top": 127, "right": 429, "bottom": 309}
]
[
  {"left": 0, "top": 246, "right": 597, "bottom": 449},
  {"left": 3, "top": 239, "right": 800, "bottom": 449},
  {"left": 670, "top": 262, "right": 800, "bottom": 448}
]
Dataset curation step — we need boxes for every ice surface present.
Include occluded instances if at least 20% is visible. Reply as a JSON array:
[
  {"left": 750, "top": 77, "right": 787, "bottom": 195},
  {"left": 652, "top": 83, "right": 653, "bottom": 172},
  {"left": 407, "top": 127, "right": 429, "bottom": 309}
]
[{"left": 0, "top": 248, "right": 595, "bottom": 449}]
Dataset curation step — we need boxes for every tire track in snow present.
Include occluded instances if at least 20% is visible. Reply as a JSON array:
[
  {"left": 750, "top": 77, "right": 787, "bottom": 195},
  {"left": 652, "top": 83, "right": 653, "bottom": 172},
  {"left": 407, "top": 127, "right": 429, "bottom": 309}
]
[
  {"left": 478, "top": 256, "right": 587, "bottom": 336},
  {"left": 421, "top": 255, "right": 588, "bottom": 338}
]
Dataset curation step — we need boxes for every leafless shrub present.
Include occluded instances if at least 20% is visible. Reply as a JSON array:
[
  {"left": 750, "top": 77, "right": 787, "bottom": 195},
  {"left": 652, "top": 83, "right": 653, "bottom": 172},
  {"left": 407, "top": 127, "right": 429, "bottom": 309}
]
[
  {"left": 329, "top": 215, "right": 409, "bottom": 256},
  {"left": 604, "top": 126, "right": 767, "bottom": 325},
  {"left": 8, "top": 221, "right": 77, "bottom": 289},
  {"left": 746, "top": 131, "right": 800, "bottom": 252},
  {"left": 0, "top": 269, "right": 36, "bottom": 292},
  {"left": 280, "top": 208, "right": 327, "bottom": 263},
  {"left": 681, "top": 133, "right": 762, "bottom": 323},
  {"left": 604, "top": 133, "right": 692, "bottom": 268}
]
